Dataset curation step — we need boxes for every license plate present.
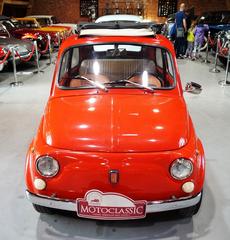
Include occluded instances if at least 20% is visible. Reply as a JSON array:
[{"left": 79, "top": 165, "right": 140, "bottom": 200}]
[{"left": 76, "top": 189, "right": 146, "bottom": 220}]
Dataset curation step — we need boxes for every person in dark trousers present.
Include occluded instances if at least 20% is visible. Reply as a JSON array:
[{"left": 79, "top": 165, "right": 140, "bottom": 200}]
[{"left": 174, "top": 3, "right": 187, "bottom": 59}]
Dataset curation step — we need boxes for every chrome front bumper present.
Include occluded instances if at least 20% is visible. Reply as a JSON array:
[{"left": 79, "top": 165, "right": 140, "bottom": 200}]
[{"left": 26, "top": 191, "right": 201, "bottom": 213}]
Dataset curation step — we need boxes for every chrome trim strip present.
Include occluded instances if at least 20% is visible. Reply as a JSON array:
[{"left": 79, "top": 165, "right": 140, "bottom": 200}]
[
  {"left": 26, "top": 191, "right": 76, "bottom": 211},
  {"left": 26, "top": 191, "right": 201, "bottom": 213},
  {"left": 146, "top": 193, "right": 201, "bottom": 212}
]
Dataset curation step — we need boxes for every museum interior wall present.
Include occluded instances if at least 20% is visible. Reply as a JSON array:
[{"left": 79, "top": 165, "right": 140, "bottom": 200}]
[{"left": 0, "top": 0, "right": 229, "bottom": 23}]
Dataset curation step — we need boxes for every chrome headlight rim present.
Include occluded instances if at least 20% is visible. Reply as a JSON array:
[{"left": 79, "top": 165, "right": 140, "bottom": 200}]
[
  {"left": 36, "top": 155, "right": 59, "bottom": 178},
  {"left": 170, "top": 158, "right": 193, "bottom": 180}
]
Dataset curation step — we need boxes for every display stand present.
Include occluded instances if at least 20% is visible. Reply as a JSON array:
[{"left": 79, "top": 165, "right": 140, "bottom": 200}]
[
  {"left": 47, "top": 35, "right": 52, "bottom": 65},
  {"left": 9, "top": 39, "right": 52, "bottom": 86},
  {"left": 210, "top": 35, "right": 221, "bottom": 73},
  {"left": 218, "top": 39, "right": 230, "bottom": 86},
  {"left": 10, "top": 47, "right": 23, "bottom": 87},
  {"left": 203, "top": 31, "right": 211, "bottom": 64},
  {"left": 33, "top": 41, "right": 44, "bottom": 74}
]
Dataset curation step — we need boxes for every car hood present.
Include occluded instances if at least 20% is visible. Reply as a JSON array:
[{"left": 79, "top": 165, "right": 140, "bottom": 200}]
[
  {"left": 14, "top": 28, "right": 56, "bottom": 37},
  {"left": 39, "top": 26, "right": 67, "bottom": 32},
  {"left": 43, "top": 94, "right": 190, "bottom": 152},
  {"left": 0, "top": 37, "right": 32, "bottom": 51}
]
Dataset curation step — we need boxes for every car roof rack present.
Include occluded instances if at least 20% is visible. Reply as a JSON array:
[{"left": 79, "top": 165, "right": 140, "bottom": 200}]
[{"left": 77, "top": 22, "right": 157, "bottom": 38}]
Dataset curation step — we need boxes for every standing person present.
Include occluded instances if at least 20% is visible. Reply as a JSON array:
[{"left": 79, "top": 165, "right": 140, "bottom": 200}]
[
  {"left": 174, "top": 3, "right": 187, "bottom": 59},
  {"left": 185, "top": 21, "right": 196, "bottom": 58},
  {"left": 192, "top": 19, "right": 209, "bottom": 60}
]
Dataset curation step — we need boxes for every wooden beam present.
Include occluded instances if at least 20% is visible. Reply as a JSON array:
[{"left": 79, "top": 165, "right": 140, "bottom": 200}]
[{"left": 4, "top": 0, "right": 29, "bottom": 6}]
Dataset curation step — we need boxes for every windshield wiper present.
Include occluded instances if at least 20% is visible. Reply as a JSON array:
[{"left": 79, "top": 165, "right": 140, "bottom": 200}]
[
  {"left": 107, "top": 79, "right": 154, "bottom": 93},
  {"left": 73, "top": 75, "right": 108, "bottom": 92}
]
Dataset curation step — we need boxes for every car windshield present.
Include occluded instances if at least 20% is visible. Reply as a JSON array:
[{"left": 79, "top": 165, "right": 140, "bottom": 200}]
[
  {"left": 36, "top": 18, "right": 49, "bottom": 27},
  {"left": 0, "top": 25, "right": 10, "bottom": 38},
  {"left": 17, "top": 20, "right": 39, "bottom": 28},
  {"left": 0, "top": 20, "right": 16, "bottom": 30},
  {"left": 51, "top": 17, "right": 60, "bottom": 24},
  {"left": 58, "top": 43, "right": 175, "bottom": 90}
]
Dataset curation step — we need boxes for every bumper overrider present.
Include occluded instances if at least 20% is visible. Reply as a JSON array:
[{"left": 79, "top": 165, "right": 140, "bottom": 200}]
[{"left": 26, "top": 190, "right": 201, "bottom": 214}]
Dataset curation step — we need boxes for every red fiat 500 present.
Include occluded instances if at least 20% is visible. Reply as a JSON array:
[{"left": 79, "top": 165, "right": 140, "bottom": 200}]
[{"left": 25, "top": 23, "right": 205, "bottom": 220}]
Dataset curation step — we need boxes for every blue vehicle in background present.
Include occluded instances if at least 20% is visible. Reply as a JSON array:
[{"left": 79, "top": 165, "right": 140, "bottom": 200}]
[{"left": 199, "top": 11, "right": 230, "bottom": 34}]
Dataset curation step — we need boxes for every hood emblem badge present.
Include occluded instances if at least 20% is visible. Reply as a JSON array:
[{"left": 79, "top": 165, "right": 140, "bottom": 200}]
[{"left": 109, "top": 170, "right": 119, "bottom": 184}]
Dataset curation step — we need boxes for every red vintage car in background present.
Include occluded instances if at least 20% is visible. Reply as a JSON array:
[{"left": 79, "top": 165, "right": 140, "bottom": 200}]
[
  {"left": 0, "top": 15, "right": 55, "bottom": 53},
  {"left": 0, "top": 24, "right": 34, "bottom": 72},
  {"left": 16, "top": 17, "right": 71, "bottom": 46},
  {"left": 25, "top": 23, "right": 205, "bottom": 220}
]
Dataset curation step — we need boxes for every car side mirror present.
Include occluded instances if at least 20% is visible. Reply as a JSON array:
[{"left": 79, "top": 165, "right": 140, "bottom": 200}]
[{"left": 184, "top": 82, "right": 202, "bottom": 94}]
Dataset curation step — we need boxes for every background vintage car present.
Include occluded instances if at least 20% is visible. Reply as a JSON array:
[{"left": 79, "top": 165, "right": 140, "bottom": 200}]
[
  {"left": 0, "top": 15, "right": 51, "bottom": 54},
  {"left": 16, "top": 17, "right": 71, "bottom": 45},
  {"left": 27, "top": 15, "right": 78, "bottom": 34},
  {"left": 0, "top": 23, "right": 34, "bottom": 71},
  {"left": 25, "top": 23, "right": 205, "bottom": 220}
]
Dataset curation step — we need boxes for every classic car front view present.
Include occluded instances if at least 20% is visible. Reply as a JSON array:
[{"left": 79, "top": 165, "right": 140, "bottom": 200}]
[{"left": 25, "top": 23, "right": 205, "bottom": 220}]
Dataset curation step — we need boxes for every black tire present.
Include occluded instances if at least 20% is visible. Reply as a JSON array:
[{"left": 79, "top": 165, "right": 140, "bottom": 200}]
[
  {"left": 33, "top": 204, "right": 55, "bottom": 214},
  {"left": 177, "top": 191, "right": 203, "bottom": 218}
]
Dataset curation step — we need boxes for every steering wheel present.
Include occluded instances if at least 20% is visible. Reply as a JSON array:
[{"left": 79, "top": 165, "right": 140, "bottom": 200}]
[{"left": 126, "top": 71, "right": 163, "bottom": 87}]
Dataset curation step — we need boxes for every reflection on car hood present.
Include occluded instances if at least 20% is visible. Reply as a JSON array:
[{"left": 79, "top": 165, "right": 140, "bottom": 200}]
[
  {"left": 0, "top": 37, "right": 33, "bottom": 52},
  {"left": 43, "top": 94, "right": 190, "bottom": 153}
]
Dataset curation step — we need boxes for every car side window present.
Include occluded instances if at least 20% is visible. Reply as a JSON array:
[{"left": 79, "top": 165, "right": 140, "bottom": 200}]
[
  {"left": 156, "top": 48, "right": 163, "bottom": 68},
  {"left": 60, "top": 50, "right": 70, "bottom": 80},
  {"left": 71, "top": 48, "right": 79, "bottom": 68},
  {"left": 166, "top": 52, "right": 173, "bottom": 77}
]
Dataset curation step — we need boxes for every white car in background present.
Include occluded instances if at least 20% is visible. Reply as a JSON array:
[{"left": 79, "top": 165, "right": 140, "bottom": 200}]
[
  {"left": 27, "top": 15, "right": 77, "bottom": 34},
  {"left": 95, "top": 15, "right": 143, "bottom": 23}
]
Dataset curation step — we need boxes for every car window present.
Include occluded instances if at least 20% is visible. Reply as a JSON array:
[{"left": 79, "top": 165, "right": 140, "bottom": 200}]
[
  {"left": 10, "top": 19, "right": 22, "bottom": 28},
  {"left": 1, "top": 20, "right": 16, "bottom": 30},
  {"left": 166, "top": 52, "right": 173, "bottom": 76},
  {"left": 71, "top": 48, "right": 79, "bottom": 68},
  {"left": 58, "top": 44, "right": 175, "bottom": 90},
  {"left": 156, "top": 48, "right": 163, "bottom": 68},
  {"left": 59, "top": 51, "right": 70, "bottom": 80},
  {"left": 18, "top": 20, "right": 38, "bottom": 28},
  {"left": 0, "top": 25, "right": 10, "bottom": 38},
  {"left": 52, "top": 17, "right": 60, "bottom": 24},
  {"left": 36, "top": 18, "right": 47, "bottom": 27}
]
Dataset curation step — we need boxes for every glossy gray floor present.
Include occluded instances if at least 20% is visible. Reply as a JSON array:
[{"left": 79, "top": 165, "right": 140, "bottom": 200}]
[{"left": 0, "top": 57, "right": 229, "bottom": 240}]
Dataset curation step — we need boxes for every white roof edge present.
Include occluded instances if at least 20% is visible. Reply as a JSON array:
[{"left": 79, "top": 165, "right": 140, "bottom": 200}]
[
  {"left": 27, "top": 15, "right": 53, "bottom": 18},
  {"left": 95, "top": 14, "right": 143, "bottom": 23},
  {"left": 80, "top": 28, "right": 154, "bottom": 37}
]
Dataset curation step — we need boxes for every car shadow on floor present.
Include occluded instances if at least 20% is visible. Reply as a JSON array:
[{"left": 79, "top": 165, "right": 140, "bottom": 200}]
[{"left": 36, "top": 184, "right": 214, "bottom": 240}]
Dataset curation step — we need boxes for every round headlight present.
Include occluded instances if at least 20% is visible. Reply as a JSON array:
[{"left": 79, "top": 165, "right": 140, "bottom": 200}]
[
  {"left": 36, "top": 156, "right": 59, "bottom": 177},
  {"left": 170, "top": 158, "right": 193, "bottom": 180}
]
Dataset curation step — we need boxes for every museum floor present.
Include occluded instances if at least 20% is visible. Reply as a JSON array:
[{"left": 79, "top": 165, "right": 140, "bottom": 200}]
[{"left": 0, "top": 57, "right": 229, "bottom": 240}]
